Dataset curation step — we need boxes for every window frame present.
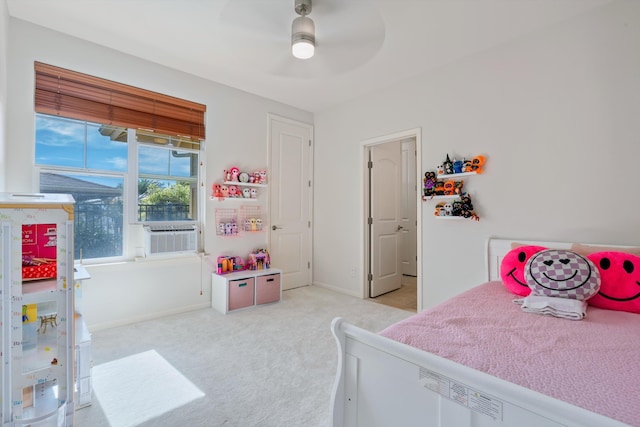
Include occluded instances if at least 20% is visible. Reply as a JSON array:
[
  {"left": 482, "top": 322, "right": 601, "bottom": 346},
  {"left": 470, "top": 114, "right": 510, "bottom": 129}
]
[{"left": 35, "top": 114, "right": 204, "bottom": 263}]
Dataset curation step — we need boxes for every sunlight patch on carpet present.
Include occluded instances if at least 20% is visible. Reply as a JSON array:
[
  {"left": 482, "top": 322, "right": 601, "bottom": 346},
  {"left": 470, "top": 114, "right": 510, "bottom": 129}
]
[{"left": 92, "top": 350, "right": 204, "bottom": 427}]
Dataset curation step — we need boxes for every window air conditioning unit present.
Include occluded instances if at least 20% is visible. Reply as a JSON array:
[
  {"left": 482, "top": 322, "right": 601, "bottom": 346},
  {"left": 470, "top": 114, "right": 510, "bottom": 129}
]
[{"left": 143, "top": 224, "right": 197, "bottom": 256}]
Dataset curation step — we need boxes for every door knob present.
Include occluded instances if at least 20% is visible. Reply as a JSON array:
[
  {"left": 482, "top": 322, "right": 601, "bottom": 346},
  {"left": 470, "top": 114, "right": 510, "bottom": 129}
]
[
  {"left": 396, "top": 225, "right": 404, "bottom": 232},
  {"left": 272, "top": 225, "right": 283, "bottom": 231}
]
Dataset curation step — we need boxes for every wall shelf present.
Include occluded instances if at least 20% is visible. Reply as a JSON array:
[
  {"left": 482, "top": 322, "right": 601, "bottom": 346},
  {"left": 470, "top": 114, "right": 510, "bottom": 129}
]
[{"left": 437, "top": 171, "right": 477, "bottom": 179}]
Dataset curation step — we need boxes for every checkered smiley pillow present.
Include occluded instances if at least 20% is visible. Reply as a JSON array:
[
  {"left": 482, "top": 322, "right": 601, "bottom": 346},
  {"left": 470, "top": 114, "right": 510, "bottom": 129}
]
[{"left": 525, "top": 249, "right": 601, "bottom": 300}]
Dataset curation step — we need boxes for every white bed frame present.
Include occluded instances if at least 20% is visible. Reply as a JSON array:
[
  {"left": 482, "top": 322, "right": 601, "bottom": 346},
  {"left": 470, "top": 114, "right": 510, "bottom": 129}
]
[{"left": 330, "top": 237, "right": 632, "bottom": 427}]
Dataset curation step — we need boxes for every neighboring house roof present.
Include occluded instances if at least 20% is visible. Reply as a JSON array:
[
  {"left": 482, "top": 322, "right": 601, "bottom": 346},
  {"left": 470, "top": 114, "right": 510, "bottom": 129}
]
[{"left": 40, "top": 172, "right": 121, "bottom": 201}]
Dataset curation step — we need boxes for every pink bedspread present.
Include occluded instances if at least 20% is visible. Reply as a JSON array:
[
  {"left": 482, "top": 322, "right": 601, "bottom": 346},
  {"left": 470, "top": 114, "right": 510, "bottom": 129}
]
[{"left": 380, "top": 281, "right": 640, "bottom": 426}]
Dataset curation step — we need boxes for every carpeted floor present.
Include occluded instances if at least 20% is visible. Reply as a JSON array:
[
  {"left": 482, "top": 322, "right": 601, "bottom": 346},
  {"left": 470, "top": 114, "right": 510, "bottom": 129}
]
[{"left": 75, "top": 285, "right": 412, "bottom": 427}]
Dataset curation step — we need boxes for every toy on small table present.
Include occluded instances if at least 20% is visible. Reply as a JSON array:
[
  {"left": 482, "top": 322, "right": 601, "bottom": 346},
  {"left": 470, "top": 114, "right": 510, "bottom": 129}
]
[
  {"left": 247, "top": 248, "right": 270, "bottom": 270},
  {"left": 217, "top": 255, "right": 246, "bottom": 274}
]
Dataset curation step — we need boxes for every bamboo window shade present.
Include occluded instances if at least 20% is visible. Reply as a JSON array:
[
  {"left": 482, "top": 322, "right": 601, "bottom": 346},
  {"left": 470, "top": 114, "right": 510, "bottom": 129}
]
[{"left": 34, "top": 61, "right": 206, "bottom": 141}]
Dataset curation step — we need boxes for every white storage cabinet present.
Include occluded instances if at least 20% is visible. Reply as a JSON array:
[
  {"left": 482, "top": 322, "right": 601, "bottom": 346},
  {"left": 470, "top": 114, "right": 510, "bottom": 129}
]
[{"left": 211, "top": 269, "right": 282, "bottom": 314}]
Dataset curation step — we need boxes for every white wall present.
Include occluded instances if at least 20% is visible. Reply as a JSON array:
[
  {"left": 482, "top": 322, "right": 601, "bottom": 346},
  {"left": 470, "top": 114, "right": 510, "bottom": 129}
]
[
  {"left": 6, "top": 18, "right": 312, "bottom": 330},
  {"left": 0, "top": 0, "right": 8, "bottom": 190},
  {"left": 313, "top": 0, "right": 640, "bottom": 309}
]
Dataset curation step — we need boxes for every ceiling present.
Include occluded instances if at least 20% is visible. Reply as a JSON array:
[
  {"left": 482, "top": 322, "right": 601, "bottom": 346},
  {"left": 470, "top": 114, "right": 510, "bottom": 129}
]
[{"left": 6, "top": 0, "right": 612, "bottom": 113}]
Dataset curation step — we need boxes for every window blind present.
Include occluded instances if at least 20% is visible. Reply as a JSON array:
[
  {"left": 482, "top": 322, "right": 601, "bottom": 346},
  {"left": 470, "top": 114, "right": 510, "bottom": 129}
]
[{"left": 34, "top": 62, "right": 206, "bottom": 141}]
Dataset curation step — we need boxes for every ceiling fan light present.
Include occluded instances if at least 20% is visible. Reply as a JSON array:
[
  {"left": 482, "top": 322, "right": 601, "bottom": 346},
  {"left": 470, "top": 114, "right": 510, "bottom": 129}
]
[{"left": 291, "top": 15, "right": 315, "bottom": 59}]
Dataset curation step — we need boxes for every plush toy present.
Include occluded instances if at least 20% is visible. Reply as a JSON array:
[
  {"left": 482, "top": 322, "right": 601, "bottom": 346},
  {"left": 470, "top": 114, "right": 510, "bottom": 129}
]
[
  {"left": 434, "top": 202, "right": 446, "bottom": 216},
  {"left": 436, "top": 164, "right": 444, "bottom": 175},
  {"left": 228, "top": 185, "right": 239, "bottom": 198},
  {"left": 454, "top": 181, "right": 464, "bottom": 195},
  {"left": 586, "top": 251, "right": 640, "bottom": 314},
  {"left": 500, "top": 246, "right": 547, "bottom": 296},
  {"left": 525, "top": 249, "right": 600, "bottom": 300},
  {"left": 443, "top": 180, "right": 455, "bottom": 196},
  {"left": 212, "top": 183, "right": 223, "bottom": 198},
  {"left": 452, "top": 159, "right": 464, "bottom": 174},
  {"left": 459, "top": 194, "right": 479, "bottom": 220},
  {"left": 470, "top": 155, "right": 486, "bottom": 174},
  {"left": 229, "top": 166, "right": 240, "bottom": 182},
  {"left": 443, "top": 203, "right": 453, "bottom": 216},
  {"left": 463, "top": 159, "right": 472, "bottom": 173},
  {"left": 452, "top": 200, "right": 462, "bottom": 216},
  {"left": 434, "top": 181, "right": 445, "bottom": 196},
  {"left": 220, "top": 185, "right": 229, "bottom": 198},
  {"left": 443, "top": 154, "right": 454, "bottom": 175},
  {"left": 423, "top": 171, "right": 437, "bottom": 197}
]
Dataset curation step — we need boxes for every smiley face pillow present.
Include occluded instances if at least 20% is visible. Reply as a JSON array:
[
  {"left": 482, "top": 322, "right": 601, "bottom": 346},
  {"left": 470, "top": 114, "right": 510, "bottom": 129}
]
[
  {"left": 586, "top": 251, "right": 640, "bottom": 314},
  {"left": 524, "top": 249, "right": 600, "bottom": 300},
  {"left": 500, "top": 246, "right": 547, "bottom": 296}
]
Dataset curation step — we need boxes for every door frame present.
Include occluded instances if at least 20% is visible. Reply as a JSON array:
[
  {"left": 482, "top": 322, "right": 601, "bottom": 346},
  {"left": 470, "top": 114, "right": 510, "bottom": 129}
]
[
  {"left": 361, "top": 128, "right": 422, "bottom": 310},
  {"left": 267, "top": 113, "right": 314, "bottom": 288}
]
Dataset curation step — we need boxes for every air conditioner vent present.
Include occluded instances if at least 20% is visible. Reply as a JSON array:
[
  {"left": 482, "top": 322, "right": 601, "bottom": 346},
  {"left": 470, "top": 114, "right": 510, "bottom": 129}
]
[{"left": 143, "top": 224, "right": 197, "bottom": 256}]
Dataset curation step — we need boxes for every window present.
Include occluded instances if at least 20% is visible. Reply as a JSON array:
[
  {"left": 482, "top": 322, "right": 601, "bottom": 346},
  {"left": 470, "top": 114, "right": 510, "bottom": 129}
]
[
  {"left": 33, "top": 62, "right": 206, "bottom": 261},
  {"left": 35, "top": 114, "right": 201, "bottom": 261}
]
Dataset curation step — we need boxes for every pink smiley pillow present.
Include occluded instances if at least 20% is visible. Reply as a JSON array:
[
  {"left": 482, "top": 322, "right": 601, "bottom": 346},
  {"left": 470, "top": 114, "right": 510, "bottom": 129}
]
[
  {"left": 586, "top": 251, "right": 640, "bottom": 314},
  {"left": 500, "top": 246, "right": 547, "bottom": 296}
]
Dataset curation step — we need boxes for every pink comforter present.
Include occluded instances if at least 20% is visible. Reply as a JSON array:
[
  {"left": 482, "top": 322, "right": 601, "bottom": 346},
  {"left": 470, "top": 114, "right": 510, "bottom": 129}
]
[{"left": 380, "top": 281, "right": 640, "bottom": 426}]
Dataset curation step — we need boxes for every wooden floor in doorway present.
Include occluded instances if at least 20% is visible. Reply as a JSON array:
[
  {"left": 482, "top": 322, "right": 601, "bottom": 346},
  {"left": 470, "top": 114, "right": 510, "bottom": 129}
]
[{"left": 370, "top": 275, "right": 417, "bottom": 312}]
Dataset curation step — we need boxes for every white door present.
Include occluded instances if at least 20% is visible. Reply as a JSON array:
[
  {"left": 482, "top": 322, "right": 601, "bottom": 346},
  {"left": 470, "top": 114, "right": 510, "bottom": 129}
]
[
  {"left": 268, "top": 115, "right": 313, "bottom": 290},
  {"left": 369, "top": 141, "right": 402, "bottom": 297},
  {"left": 401, "top": 139, "right": 417, "bottom": 276}
]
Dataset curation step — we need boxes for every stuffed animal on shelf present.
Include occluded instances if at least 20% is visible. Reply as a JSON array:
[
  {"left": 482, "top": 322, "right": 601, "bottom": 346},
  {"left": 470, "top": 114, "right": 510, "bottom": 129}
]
[
  {"left": 220, "top": 185, "right": 229, "bottom": 198},
  {"left": 463, "top": 159, "right": 472, "bottom": 172},
  {"left": 453, "top": 159, "right": 464, "bottom": 174},
  {"left": 434, "top": 202, "right": 446, "bottom": 216},
  {"left": 423, "top": 171, "right": 438, "bottom": 198},
  {"left": 436, "top": 164, "right": 444, "bottom": 175},
  {"left": 452, "top": 200, "right": 463, "bottom": 216},
  {"left": 443, "top": 180, "right": 455, "bottom": 196},
  {"left": 229, "top": 167, "right": 240, "bottom": 182},
  {"left": 454, "top": 181, "right": 464, "bottom": 195},
  {"left": 212, "top": 184, "right": 223, "bottom": 198},
  {"left": 443, "top": 203, "right": 453, "bottom": 216},
  {"left": 434, "top": 181, "right": 445, "bottom": 196},
  {"left": 443, "top": 154, "right": 454, "bottom": 175},
  {"left": 471, "top": 155, "right": 486, "bottom": 174},
  {"left": 228, "top": 185, "right": 239, "bottom": 198},
  {"left": 460, "top": 194, "right": 480, "bottom": 221}
]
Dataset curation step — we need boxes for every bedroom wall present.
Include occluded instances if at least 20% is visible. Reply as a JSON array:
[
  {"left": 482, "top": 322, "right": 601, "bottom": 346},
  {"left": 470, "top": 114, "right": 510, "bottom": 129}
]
[
  {"left": 313, "top": 0, "right": 640, "bottom": 309},
  {"left": 6, "top": 18, "right": 313, "bottom": 330},
  {"left": 0, "top": 0, "right": 8, "bottom": 191}
]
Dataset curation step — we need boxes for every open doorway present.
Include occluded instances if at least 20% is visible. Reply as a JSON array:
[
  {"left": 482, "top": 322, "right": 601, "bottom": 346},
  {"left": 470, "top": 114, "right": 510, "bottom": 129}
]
[{"left": 362, "top": 129, "right": 421, "bottom": 312}]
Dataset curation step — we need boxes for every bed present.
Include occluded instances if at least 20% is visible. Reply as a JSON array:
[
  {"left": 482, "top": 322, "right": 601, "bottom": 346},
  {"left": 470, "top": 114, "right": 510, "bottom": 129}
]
[{"left": 330, "top": 238, "right": 640, "bottom": 427}]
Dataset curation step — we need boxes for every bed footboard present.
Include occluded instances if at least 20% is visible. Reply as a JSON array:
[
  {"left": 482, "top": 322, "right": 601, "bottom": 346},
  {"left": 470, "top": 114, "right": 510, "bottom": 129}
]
[{"left": 330, "top": 317, "right": 627, "bottom": 427}]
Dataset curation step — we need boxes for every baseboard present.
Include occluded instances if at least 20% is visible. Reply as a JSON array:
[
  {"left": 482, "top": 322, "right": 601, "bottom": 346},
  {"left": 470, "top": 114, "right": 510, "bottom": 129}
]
[
  {"left": 312, "top": 281, "right": 362, "bottom": 298},
  {"left": 87, "top": 302, "right": 212, "bottom": 331}
]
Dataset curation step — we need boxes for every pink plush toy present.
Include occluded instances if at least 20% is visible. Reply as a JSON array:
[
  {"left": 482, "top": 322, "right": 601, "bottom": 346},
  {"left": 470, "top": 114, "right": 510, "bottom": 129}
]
[
  {"left": 587, "top": 251, "right": 640, "bottom": 314},
  {"left": 500, "top": 246, "right": 546, "bottom": 296}
]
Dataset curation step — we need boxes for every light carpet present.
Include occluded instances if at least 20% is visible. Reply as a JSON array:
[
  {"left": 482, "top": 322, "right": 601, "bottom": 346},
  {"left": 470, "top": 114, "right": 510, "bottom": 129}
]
[
  {"left": 92, "top": 350, "right": 205, "bottom": 427},
  {"left": 76, "top": 285, "right": 412, "bottom": 427}
]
